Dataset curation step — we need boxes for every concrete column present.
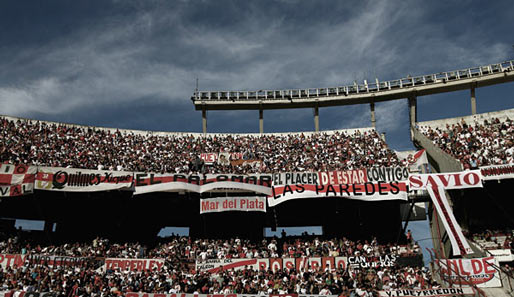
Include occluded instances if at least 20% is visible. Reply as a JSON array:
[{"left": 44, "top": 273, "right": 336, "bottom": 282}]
[
  {"left": 408, "top": 95, "right": 417, "bottom": 140},
  {"left": 408, "top": 95, "right": 417, "bottom": 127},
  {"left": 471, "top": 87, "right": 477, "bottom": 115},
  {"left": 370, "top": 102, "right": 376, "bottom": 128},
  {"left": 202, "top": 107, "right": 207, "bottom": 134},
  {"left": 314, "top": 105, "right": 319, "bottom": 132},
  {"left": 259, "top": 108, "right": 264, "bottom": 134}
]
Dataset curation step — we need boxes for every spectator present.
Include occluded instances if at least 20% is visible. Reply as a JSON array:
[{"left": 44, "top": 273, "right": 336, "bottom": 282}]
[
  {"left": 0, "top": 117, "right": 402, "bottom": 175},
  {"left": 419, "top": 117, "right": 514, "bottom": 167}
]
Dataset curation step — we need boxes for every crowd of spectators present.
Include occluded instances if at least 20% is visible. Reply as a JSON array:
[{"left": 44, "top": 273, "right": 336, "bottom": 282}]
[
  {"left": 419, "top": 117, "right": 514, "bottom": 168},
  {"left": 0, "top": 234, "right": 432, "bottom": 297},
  {"left": 156, "top": 236, "right": 421, "bottom": 261},
  {"left": 0, "top": 117, "right": 402, "bottom": 174},
  {"left": 469, "top": 229, "right": 514, "bottom": 251},
  {"left": 0, "top": 235, "right": 420, "bottom": 262}
]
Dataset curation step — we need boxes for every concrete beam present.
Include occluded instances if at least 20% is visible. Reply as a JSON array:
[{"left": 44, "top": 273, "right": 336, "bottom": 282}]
[{"left": 193, "top": 71, "right": 514, "bottom": 111}]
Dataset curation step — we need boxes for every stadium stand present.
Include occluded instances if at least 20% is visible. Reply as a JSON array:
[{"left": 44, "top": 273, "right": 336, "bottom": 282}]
[
  {"left": 0, "top": 234, "right": 432, "bottom": 296},
  {"left": 418, "top": 109, "right": 514, "bottom": 169},
  {"left": 3, "top": 110, "right": 514, "bottom": 296},
  {"left": 470, "top": 230, "right": 514, "bottom": 251},
  {"left": 2, "top": 59, "right": 514, "bottom": 297},
  {"left": 0, "top": 116, "right": 402, "bottom": 174},
  {"left": 0, "top": 235, "right": 421, "bottom": 261}
]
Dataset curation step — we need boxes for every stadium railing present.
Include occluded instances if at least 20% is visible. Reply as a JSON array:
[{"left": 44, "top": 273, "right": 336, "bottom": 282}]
[{"left": 192, "top": 60, "right": 514, "bottom": 102}]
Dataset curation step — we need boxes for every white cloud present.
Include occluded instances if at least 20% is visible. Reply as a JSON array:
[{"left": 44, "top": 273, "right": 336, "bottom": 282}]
[
  {"left": 376, "top": 100, "right": 409, "bottom": 131},
  {"left": 0, "top": 78, "right": 67, "bottom": 114},
  {"left": 0, "top": 11, "right": 195, "bottom": 116}
]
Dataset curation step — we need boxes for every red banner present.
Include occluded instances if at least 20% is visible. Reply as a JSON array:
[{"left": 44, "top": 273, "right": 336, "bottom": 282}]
[
  {"left": 318, "top": 170, "right": 367, "bottom": 185},
  {"left": 200, "top": 153, "right": 218, "bottom": 165},
  {"left": 0, "top": 254, "right": 27, "bottom": 269},
  {"left": 103, "top": 258, "right": 165, "bottom": 272}
]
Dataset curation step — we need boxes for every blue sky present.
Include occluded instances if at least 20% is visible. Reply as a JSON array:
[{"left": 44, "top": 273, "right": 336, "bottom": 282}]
[{"left": 1, "top": 0, "right": 513, "bottom": 264}]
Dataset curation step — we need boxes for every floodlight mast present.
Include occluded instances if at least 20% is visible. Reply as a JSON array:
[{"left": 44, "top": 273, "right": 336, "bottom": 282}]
[{"left": 191, "top": 60, "right": 514, "bottom": 133}]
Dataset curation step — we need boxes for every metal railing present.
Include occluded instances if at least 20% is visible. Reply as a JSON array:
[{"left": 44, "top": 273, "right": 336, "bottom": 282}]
[{"left": 192, "top": 60, "right": 514, "bottom": 102}]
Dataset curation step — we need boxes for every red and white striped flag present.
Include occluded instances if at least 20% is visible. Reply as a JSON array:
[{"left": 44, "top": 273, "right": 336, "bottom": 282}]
[{"left": 0, "top": 164, "right": 36, "bottom": 197}]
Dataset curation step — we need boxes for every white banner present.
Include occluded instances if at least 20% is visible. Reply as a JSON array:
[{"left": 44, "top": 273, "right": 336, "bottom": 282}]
[
  {"left": 196, "top": 256, "right": 347, "bottom": 274},
  {"left": 480, "top": 164, "right": 514, "bottom": 180},
  {"left": 408, "top": 170, "right": 483, "bottom": 190},
  {"left": 0, "top": 164, "right": 36, "bottom": 197},
  {"left": 488, "top": 249, "right": 514, "bottom": 262},
  {"left": 271, "top": 168, "right": 408, "bottom": 186},
  {"left": 379, "top": 287, "right": 474, "bottom": 297},
  {"left": 365, "top": 167, "right": 410, "bottom": 182},
  {"left": 35, "top": 167, "right": 133, "bottom": 192},
  {"left": 134, "top": 173, "right": 272, "bottom": 195},
  {"left": 427, "top": 187, "right": 472, "bottom": 256},
  {"left": 26, "top": 254, "right": 90, "bottom": 267},
  {"left": 436, "top": 256, "right": 502, "bottom": 288},
  {"left": 103, "top": 258, "right": 165, "bottom": 272},
  {"left": 195, "top": 258, "right": 265, "bottom": 273},
  {"left": 200, "top": 196, "right": 266, "bottom": 214},
  {"left": 268, "top": 182, "right": 408, "bottom": 207}
]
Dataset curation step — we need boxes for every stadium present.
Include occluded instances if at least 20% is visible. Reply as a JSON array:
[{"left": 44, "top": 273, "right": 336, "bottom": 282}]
[{"left": 1, "top": 2, "right": 514, "bottom": 297}]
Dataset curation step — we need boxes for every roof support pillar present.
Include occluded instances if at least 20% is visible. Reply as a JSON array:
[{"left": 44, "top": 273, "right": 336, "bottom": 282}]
[
  {"left": 471, "top": 86, "right": 477, "bottom": 115},
  {"left": 314, "top": 104, "right": 319, "bottom": 132},
  {"left": 202, "top": 107, "right": 207, "bottom": 135},
  {"left": 259, "top": 107, "right": 264, "bottom": 134},
  {"left": 370, "top": 102, "right": 376, "bottom": 128},
  {"left": 408, "top": 95, "right": 417, "bottom": 140}
]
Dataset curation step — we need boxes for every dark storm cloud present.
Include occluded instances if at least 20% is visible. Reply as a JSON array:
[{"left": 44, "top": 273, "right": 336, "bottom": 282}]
[{"left": 0, "top": 0, "right": 513, "bottom": 145}]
